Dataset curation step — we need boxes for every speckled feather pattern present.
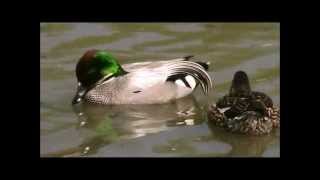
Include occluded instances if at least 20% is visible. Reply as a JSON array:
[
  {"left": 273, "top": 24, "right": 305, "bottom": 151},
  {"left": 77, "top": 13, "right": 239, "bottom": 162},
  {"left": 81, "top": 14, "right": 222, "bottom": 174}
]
[
  {"left": 83, "top": 59, "right": 212, "bottom": 104},
  {"left": 208, "top": 104, "right": 280, "bottom": 135},
  {"left": 208, "top": 70, "right": 280, "bottom": 135},
  {"left": 208, "top": 89, "right": 280, "bottom": 136}
]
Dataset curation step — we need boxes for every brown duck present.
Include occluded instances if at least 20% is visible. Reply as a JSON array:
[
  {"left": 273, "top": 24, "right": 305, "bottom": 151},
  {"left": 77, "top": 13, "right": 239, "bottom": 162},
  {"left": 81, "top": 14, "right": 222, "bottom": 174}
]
[{"left": 207, "top": 71, "right": 280, "bottom": 135}]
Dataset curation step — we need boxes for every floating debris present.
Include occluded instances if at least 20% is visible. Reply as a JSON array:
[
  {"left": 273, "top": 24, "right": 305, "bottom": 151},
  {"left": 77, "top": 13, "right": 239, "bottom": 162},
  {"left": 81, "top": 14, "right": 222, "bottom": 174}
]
[
  {"left": 255, "top": 78, "right": 268, "bottom": 82},
  {"left": 79, "top": 121, "right": 87, "bottom": 126},
  {"left": 176, "top": 121, "right": 185, "bottom": 125},
  {"left": 82, "top": 146, "right": 91, "bottom": 154},
  {"left": 185, "top": 119, "right": 194, "bottom": 126},
  {"left": 261, "top": 43, "right": 274, "bottom": 47}
]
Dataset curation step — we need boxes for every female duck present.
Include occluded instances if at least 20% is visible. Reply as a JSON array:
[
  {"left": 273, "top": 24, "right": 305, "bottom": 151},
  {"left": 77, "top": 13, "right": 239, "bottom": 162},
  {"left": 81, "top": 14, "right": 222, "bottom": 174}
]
[
  {"left": 207, "top": 71, "right": 280, "bottom": 135},
  {"left": 72, "top": 50, "right": 213, "bottom": 105}
]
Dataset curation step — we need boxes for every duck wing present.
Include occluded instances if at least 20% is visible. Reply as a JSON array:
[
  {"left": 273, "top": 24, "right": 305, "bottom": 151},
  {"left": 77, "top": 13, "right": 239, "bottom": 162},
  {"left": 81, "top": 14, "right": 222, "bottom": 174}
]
[
  {"left": 122, "top": 57, "right": 213, "bottom": 95},
  {"left": 166, "top": 59, "right": 213, "bottom": 95}
]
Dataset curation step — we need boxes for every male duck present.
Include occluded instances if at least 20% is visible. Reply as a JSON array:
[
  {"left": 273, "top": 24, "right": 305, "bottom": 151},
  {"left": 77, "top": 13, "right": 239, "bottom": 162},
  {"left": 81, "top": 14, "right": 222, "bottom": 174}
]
[
  {"left": 72, "top": 50, "right": 213, "bottom": 105},
  {"left": 207, "top": 71, "right": 280, "bottom": 135}
]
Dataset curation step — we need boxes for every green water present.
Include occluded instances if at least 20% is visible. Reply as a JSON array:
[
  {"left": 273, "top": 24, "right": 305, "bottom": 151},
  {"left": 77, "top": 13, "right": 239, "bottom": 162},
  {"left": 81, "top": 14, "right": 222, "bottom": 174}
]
[{"left": 40, "top": 23, "right": 280, "bottom": 157}]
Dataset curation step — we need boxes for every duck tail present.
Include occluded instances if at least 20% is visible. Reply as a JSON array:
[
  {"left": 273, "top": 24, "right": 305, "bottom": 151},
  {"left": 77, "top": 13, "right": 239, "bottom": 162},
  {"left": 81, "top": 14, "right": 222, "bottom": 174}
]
[
  {"left": 195, "top": 61, "right": 210, "bottom": 71},
  {"left": 183, "top": 55, "right": 210, "bottom": 71},
  {"left": 167, "top": 60, "right": 213, "bottom": 95}
]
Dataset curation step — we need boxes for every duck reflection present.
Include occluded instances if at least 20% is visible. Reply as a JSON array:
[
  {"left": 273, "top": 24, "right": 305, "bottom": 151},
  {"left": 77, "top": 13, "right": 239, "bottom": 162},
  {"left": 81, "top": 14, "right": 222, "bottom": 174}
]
[
  {"left": 71, "top": 95, "right": 205, "bottom": 156},
  {"left": 207, "top": 121, "right": 279, "bottom": 157}
]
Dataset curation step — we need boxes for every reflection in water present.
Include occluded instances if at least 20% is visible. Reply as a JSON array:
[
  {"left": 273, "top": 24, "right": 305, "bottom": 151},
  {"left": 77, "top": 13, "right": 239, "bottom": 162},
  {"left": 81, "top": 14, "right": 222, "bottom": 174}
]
[
  {"left": 151, "top": 134, "right": 233, "bottom": 157},
  {"left": 207, "top": 121, "right": 279, "bottom": 157},
  {"left": 53, "top": 95, "right": 205, "bottom": 156},
  {"left": 146, "top": 120, "right": 278, "bottom": 157}
]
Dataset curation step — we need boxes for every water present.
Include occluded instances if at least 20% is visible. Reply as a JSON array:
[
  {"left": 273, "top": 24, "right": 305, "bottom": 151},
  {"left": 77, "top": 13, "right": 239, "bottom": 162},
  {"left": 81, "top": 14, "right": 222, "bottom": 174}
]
[{"left": 40, "top": 23, "right": 280, "bottom": 157}]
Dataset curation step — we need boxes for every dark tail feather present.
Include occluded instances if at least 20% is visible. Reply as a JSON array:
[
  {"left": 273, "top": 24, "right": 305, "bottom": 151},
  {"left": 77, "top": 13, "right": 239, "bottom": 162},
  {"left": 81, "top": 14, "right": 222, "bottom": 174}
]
[
  {"left": 183, "top": 55, "right": 210, "bottom": 71},
  {"left": 184, "top": 55, "right": 194, "bottom": 61},
  {"left": 195, "top": 61, "right": 210, "bottom": 71}
]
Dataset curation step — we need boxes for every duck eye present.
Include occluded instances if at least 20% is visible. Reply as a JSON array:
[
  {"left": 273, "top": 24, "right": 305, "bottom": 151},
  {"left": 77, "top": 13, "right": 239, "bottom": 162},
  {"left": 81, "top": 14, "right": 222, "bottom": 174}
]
[{"left": 87, "top": 68, "right": 97, "bottom": 75}]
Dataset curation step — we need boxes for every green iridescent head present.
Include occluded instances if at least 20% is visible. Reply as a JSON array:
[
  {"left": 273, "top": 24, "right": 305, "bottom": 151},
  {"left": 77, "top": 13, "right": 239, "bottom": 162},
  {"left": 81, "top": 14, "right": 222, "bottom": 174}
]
[{"left": 75, "top": 49, "right": 127, "bottom": 88}]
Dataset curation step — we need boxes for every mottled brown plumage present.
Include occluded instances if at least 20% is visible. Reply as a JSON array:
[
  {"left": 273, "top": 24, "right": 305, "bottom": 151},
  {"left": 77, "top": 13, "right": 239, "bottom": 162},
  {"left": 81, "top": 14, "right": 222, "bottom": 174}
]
[{"left": 207, "top": 71, "right": 280, "bottom": 135}]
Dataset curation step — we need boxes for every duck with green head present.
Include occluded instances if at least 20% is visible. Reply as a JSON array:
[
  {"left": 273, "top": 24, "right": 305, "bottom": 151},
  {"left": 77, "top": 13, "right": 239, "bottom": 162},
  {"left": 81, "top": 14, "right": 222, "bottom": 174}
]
[
  {"left": 72, "top": 50, "right": 213, "bottom": 105},
  {"left": 207, "top": 71, "right": 280, "bottom": 135}
]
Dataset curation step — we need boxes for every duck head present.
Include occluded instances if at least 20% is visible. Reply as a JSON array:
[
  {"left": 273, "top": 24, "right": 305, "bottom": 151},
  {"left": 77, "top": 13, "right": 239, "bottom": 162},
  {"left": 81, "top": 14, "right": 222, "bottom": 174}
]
[
  {"left": 72, "top": 50, "right": 127, "bottom": 104},
  {"left": 229, "top": 71, "right": 251, "bottom": 97}
]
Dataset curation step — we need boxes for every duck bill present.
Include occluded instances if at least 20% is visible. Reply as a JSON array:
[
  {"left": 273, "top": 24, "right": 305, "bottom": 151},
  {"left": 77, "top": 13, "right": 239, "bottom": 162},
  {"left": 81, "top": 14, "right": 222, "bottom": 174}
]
[{"left": 72, "top": 83, "right": 87, "bottom": 105}]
